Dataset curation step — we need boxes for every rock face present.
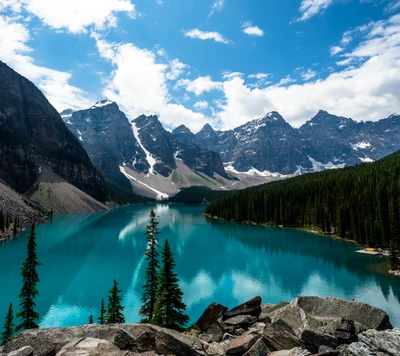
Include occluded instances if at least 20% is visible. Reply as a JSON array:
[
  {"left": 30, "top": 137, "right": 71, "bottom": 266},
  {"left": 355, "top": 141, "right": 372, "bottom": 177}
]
[
  {"left": 1, "top": 296, "right": 397, "bottom": 356},
  {"left": 0, "top": 60, "right": 106, "bottom": 201},
  {"left": 135, "top": 115, "right": 228, "bottom": 179},
  {"left": 343, "top": 328, "right": 400, "bottom": 355},
  {"left": 61, "top": 101, "right": 148, "bottom": 190},
  {"left": 172, "top": 110, "right": 400, "bottom": 175}
]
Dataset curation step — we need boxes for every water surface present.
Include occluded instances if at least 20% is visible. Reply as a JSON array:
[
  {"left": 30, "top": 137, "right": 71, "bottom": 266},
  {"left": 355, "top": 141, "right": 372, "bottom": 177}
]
[{"left": 1, "top": 204, "right": 399, "bottom": 330}]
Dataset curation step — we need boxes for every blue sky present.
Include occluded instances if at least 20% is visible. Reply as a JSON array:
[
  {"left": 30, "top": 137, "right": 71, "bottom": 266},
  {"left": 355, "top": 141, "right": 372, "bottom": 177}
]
[{"left": 1, "top": 0, "right": 400, "bottom": 132}]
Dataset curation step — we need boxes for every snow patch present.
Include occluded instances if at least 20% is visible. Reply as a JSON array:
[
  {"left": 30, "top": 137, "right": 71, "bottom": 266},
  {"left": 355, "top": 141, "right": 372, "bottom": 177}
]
[
  {"left": 339, "top": 125, "right": 345, "bottom": 129},
  {"left": 351, "top": 141, "right": 372, "bottom": 150},
  {"left": 77, "top": 129, "right": 83, "bottom": 142},
  {"left": 131, "top": 122, "right": 156, "bottom": 174},
  {"left": 224, "top": 163, "right": 285, "bottom": 178},
  {"left": 173, "top": 151, "right": 182, "bottom": 161},
  {"left": 308, "top": 156, "right": 345, "bottom": 172},
  {"left": 91, "top": 100, "right": 113, "bottom": 109},
  {"left": 359, "top": 156, "right": 374, "bottom": 163},
  {"left": 119, "top": 166, "right": 168, "bottom": 201},
  {"left": 86, "top": 118, "right": 92, "bottom": 122}
]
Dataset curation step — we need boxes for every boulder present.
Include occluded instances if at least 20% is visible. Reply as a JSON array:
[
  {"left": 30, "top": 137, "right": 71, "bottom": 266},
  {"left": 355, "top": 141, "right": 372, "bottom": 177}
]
[
  {"left": 262, "top": 324, "right": 302, "bottom": 351},
  {"left": 206, "top": 342, "right": 225, "bottom": 356},
  {"left": 269, "top": 304, "right": 323, "bottom": 338},
  {"left": 224, "top": 315, "right": 257, "bottom": 328},
  {"left": 223, "top": 297, "right": 262, "bottom": 321},
  {"left": 301, "top": 329, "right": 338, "bottom": 353},
  {"left": 225, "top": 334, "right": 259, "bottom": 355},
  {"left": 258, "top": 302, "right": 289, "bottom": 322},
  {"left": 200, "top": 322, "right": 224, "bottom": 343},
  {"left": 342, "top": 328, "right": 400, "bottom": 355},
  {"left": 242, "top": 337, "right": 273, "bottom": 356},
  {"left": 7, "top": 346, "right": 34, "bottom": 356},
  {"left": 291, "top": 297, "right": 392, "bottom": 331},
  {"left": 112, "top": 329, "right": 135, "bottom": 350},
  {"left": 196, "top": 303, "right": 228, "bottom": 331},
  {"left": 270, "top": 347, "right": 311, "bottom": 356}
]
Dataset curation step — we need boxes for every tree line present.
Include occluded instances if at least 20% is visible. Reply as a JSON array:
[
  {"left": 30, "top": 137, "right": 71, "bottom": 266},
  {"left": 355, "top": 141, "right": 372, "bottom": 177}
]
[
  {"left": 205, "top": 150, "right": 400, "bottom": 270},
  {"left": 0, "top": 210, "right": 22, "bottom": 237},
  {"left": 1, "top": 209, "right": 189, "bottom": 346}
]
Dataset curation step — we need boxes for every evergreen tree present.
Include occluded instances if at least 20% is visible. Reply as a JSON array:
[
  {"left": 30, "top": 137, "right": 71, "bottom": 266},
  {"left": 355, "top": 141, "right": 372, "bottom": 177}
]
[
  {"left": 15, "top": 225, "right": 41, "bottom": 331},
  {"left": 88, "top": 315, "right": 94, "bottom": 324},
  {"left": 105, "top": 280, "right": 125, "bottom": 324},
  {"left": 98, "top": 299, "right": 106, "bottom": 325},
  {"left": 151, "top": 239, "right": 189, "bottom": 331},
  {"left": 1, "top": 303, "right": 14, "bottom": 346},
  {"left": 390, "top": 240, "right": 400, "bottom": 271},
  {"left": 0, "top": 210, "right": 4, "bottom": 232},
  {"left": 139, "top": 209, "right": 160, "bottom": 323}
]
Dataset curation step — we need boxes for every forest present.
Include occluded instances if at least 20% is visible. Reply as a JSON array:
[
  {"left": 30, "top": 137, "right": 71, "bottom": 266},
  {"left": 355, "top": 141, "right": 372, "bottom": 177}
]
[{"left": 205, "top": 150, "right": 400, "bottom": 250}]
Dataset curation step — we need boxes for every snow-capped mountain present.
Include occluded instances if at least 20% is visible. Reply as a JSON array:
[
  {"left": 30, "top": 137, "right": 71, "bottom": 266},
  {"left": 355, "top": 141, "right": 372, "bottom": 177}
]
[
  {"left": 61, "top": 101, "right": 232, "bottom": 199},
  {"left": 172, "top": 110, "right": 400, "bottom": 176}
]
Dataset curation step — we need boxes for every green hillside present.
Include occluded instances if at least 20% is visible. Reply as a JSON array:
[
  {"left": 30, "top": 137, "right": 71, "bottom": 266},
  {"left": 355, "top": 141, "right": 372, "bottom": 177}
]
[{"left": 206, "top": 151, "right": 400, "bottom": 250}]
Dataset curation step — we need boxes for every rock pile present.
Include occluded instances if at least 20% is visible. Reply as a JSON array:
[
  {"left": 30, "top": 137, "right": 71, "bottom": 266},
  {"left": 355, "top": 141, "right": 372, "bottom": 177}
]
[{"left": 0, "top": 296, "right": 398, "bottom": 356}]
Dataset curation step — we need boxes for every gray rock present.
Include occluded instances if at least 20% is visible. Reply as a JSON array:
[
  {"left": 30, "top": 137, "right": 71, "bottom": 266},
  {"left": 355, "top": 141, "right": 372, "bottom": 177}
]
[
  {"left": 224, "top": 315, "right": 257, "bottom": 328},
  {"left": 262, "top": 324, "right": 302, "bottom": 351},
  {"left": 200, "top": 322, "right": 224, "bottom": 343},
  {"left": 225, "top": 334, "right": 259, "bottom": 355},
  {"left": 342, "top": 328, "right": 400, "bottom": 355},
  {"left": 269, "top": 304, "right": 323, "bottom": 338},
  {"left": 270, "top": 347, "right": 311, "bottom": 356},
  {"left": 242, "top": 337, "right": 273, "bottom": 356},
  {"left": 112, "top": 329, "right": 135, "bottom": 350},
  {"left": 223, "top": 297, "right": 262, "bottom": 321},
  {"left": 196, "top": 303, "right": 228, "bottom": 331},
  {"left": 292, "top": 297, "right": 392, "bottom": 331},
  {"left": 318, "top": 345, "right": 334, "bottom": 353},
  {"left": 206, "top": 342, "right": 225, "bottom": 356},
  {"left": 258, "top": 302, "right": 289, "bottom": 323},
  {"left": 7, "top": 346, "right": 34, "bottom": 356},
  {"left": 301, "top": 329, "right": 338, "bottom": 353}
]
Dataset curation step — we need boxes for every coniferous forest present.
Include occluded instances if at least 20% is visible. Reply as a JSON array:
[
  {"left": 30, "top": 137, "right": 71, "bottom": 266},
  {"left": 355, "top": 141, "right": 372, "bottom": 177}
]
[{"left": 205, "top": 150, "right": 400, "bottom": 251}]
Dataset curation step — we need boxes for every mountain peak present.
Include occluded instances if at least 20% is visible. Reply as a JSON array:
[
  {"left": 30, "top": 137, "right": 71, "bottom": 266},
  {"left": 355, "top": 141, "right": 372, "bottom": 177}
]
[
  {"left": 261, "top": 111, "right": 284, "bottom": 122},
  {"left": 90, "top": 100, "right": 115, "bottom": 109},
  {"left": 172, "top": 124, "right": 192, "bottom": 135},
  {"left": 200, "top": 123, "right": 215, "bottom": 132}
]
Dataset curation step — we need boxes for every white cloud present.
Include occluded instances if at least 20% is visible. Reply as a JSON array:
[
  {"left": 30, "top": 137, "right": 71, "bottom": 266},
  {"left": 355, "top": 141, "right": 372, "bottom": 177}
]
[
  {"left": 0, "top": 0, "right": 135, "bottom": 34},
  {"left": 212, "top": 14, "right": 400, "bottom": 129},
  {"left": 175, "top": 76, "right": 223, "bottom": 96},
  {"left": 248, "top": 73, "right": 270, "bottom": 79},
  {"left": 330, "top": 45, "right": 343, "bottom": 56},
  {"left": 221, "top": 71, "right": 243, "bottom": 80},
  {"left": 301, "top": 69, "right": 317, "bottom": 81},
  {"left": 242, "top": 22, "right": 264, "bottom": 37},
  {"left": 194, "top": 101, "right": 209, "bottom": 110},
  {"left": 208, "top": 0, "right": 225, "bottom": 18},
  {"left": 93, "top": 34, "right": 210, "bottom": 132},
  {"left": 183, "top": 28, "right": 231, "bottom": 44},
  {"left": 296, "top": 0, "right": 335, "bottom": 22},
  {"left": 0, "top": 15, "right": 94, "bottom": 110},
  {"left": 166, "top": 59, "right": 188, "bottom": 80}
]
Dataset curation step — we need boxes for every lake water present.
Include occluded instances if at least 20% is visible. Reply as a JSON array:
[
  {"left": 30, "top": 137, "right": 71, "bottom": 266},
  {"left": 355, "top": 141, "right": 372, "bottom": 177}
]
[{"left": 1, "top": 204, "right": 399, "bottom": 331}]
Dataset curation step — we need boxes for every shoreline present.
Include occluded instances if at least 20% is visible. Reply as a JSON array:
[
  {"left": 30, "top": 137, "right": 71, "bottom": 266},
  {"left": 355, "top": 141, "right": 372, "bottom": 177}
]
[{"left": 204, "top": 213, "right": 398, "bottom": 277}]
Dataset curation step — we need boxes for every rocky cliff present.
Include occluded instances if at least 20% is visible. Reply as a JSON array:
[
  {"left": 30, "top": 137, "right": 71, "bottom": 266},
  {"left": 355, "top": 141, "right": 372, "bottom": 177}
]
[
  {"left": 0, "top": 60, "right": 106, "bottom": 202},
  {"left": 1, "top": 296, "right": 398, "bottom": 356}
]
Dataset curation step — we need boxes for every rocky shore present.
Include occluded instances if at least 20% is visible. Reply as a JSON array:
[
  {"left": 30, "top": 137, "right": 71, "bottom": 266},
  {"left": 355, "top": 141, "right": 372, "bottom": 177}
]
[{"left": 1, "top": 296, "right": 399, "bottom": 356}]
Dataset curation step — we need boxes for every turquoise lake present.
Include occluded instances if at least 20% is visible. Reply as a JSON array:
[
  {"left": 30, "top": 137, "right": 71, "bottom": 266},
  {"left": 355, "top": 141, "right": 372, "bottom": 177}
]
[{"left": 1, "top": 204, "right": 399, "bottom": 331}]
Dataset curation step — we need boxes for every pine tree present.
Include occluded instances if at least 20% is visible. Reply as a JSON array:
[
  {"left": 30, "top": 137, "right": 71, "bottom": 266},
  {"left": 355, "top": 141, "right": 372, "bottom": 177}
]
[
  {"left": 151, "top": 239, "right": 189, "bottom": 331},
  {"left": 15, "top": 225, "right": 41, "bottom": 331},
  {"left": 0, "top": 210, "right": 4, "bottom": 232},
  {"left": 139, "top": 209, "right": 160, "bottom": 323},
  {"left": 98, "top": 299, "right": 106, "bottom": 325},
  {"left": 1, "top": 303, "right": 14, "bottom": 346},
  {"left": 88, "top": 315, "right": 94, "bottom": 324},
  {"left": 105, "top": 280, "right": 125, "bottom": 324},
  {"left": 390, "top": 240, "right": 400, "bottom": 271}
]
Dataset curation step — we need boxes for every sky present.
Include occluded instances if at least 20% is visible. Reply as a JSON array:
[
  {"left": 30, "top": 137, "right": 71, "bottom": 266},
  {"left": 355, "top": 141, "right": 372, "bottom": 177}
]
[{"left": 1, "top": 0, "right": 400, "bottom": 132}]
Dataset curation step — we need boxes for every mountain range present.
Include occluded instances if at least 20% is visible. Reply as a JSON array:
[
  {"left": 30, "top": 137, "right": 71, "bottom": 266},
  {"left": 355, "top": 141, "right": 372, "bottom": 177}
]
[
  {"left": 1, "top": 58, "right": 400, "bottom": 207},
  {"left": 61, "top": 101, "right": 400, "bottom": 199}
]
